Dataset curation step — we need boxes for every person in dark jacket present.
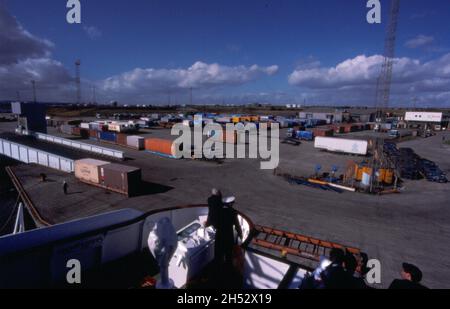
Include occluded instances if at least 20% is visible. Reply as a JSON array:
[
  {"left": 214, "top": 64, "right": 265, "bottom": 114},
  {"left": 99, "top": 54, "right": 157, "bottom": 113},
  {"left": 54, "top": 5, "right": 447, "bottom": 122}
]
[
  {"left": 344, "top": 252, "right": 367, "bottom": 289},
  {"left": 206, "top": 188, "right": 222, "bottom": 229},
  {"left": 214, "top": 196, "right": 243, "bottom": 268},
  {"left": 321, "top": 248, "right": 349, "bottom": 289},
  {"left": 389, "top": 263, "right": 428, "bottom": 289},
  {"left": 62, "top": 181, "right": 68, "bottom": 195}
]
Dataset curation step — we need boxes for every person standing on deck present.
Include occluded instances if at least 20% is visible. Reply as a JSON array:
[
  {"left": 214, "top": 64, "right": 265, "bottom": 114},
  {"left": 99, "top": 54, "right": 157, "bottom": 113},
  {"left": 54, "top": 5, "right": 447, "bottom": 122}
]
[
  {"left": 63, "top": 181, "right": 68, "bottom": 195},
  {"left": 214, "top": 196, "right": 243, "bottom": 268},
  {"left": 206, "top": 188, "right": 222, "bottom": 229}
]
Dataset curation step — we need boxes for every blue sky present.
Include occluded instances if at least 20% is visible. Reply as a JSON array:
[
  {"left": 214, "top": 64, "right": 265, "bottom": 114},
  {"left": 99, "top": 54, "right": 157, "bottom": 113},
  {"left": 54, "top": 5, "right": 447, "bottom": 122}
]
[{"left": 1, "top": 0, "right": 450, "bottom": 106}]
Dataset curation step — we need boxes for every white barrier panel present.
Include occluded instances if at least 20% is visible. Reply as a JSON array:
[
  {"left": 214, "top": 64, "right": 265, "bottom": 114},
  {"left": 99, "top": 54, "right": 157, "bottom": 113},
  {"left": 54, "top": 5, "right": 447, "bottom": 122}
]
[
  {"left": 34, "top": 132, "right": 124, "bottom": 160},
  {"left": 0, "top": 138, "right": 74, "bottom": 173}
]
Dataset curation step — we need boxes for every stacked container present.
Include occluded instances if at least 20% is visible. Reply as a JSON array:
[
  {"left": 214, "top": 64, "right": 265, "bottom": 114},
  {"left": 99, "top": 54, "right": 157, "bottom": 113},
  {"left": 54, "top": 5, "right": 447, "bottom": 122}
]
[{"left": 80, "top": 123, "right": 90, "bottom": 129}]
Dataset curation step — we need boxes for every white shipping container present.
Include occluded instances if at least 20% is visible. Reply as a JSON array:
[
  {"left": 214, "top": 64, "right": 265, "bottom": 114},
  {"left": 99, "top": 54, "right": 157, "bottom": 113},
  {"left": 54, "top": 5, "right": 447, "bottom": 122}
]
[
  {"left": 215, "top": 117, "right": 231, "bottom": 123},
  {"left": 314, "top": 137, "right": 368, "bottom": 155},
  {"left": 126, "top": 135, "right": 145, "bottom": 150},
  {"left": 108, "top": 123, "right": 121, "bottom": 132},
  {"left": 405, "top": 112, "right": 443, "bottom": 123}
]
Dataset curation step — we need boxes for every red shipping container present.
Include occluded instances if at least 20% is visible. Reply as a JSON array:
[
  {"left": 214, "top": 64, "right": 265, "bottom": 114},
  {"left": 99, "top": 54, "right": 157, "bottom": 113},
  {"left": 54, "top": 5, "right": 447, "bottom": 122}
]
[
  {"left": 72, "top": 127, "right": 81, "bottom": 136},
  {"left": 89, "top": 129, "right": 99, "bottom": 139}
]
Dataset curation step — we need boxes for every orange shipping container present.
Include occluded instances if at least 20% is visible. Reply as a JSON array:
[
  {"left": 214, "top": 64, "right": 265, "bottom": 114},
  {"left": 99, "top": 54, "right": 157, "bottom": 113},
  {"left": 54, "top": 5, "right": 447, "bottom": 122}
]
[
  {"left": 378, "top": 169, "right": 387, "bottom": 182},
  {"left": 116, "top": 133, "right": 128, "bottom": 146},
  {"left": 311, "top": 128, "right": 334, "bottom": 137},
  {"left": 74, "top": 158, "right": 110, "bottom": 184},
  {"left": 354, "top": 164, "right": 363, "bottom": 181},
  {"left": 145, "top": 138, "right": 179, "bottom": 157},
  {"left": 384, "top": 170, "right": 394, "bottom": 184}
]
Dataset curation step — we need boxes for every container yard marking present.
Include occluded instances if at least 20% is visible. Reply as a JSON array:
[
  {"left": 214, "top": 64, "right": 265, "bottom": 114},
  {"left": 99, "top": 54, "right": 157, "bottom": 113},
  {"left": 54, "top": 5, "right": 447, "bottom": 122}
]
[{"left": 172, "top": 116, "right": 280, "bottom": 170}]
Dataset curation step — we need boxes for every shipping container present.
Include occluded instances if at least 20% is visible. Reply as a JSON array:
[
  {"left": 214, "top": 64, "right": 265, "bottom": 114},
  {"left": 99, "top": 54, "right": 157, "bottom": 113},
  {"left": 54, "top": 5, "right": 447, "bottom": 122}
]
[
  {"left": 100, "top": 131, "right": 117, "bottom": 143},
  {"left": 231, "top": 117, "right": 241, "bottom": 124},
  {"left": 126, "top": 135, "right": 145, "bottom": 150},
  {"left": 60, "top": 125, "right": 74, "bottom": 135},
  {"left": 72, "top": 127, "right": 81, "bottom": 136},
  {"left": 314, "top": 137, "right": 368, "bottom": 155},
  {"left": 309, "top": 128, "right": 334, "bottom": 137},
  {"left": 405, "top": 112, "right": 443, "bottom": 123},
  {"left": 296, "top": 131, "right": 314, "bottom": 141},
  {"left": 145, "top": 138, "right": 179, "bottom": 158},
  {"left": 74, "top": 158, "right": 110, "bottom": 184},
  {"left": 89, "top": 129, "right": 99, "bottom": 139},
  {"left": 89, "top": 122, "right": 101, "bottom": 131},
  {"left": 215, "top": 117, "right": 231, "bottom": 124},
  {"left": 101, "top": 163, "right": 142, "bottom": 196},
  {"left": 80, "top": 128, "right": 89, "bottom": 139},
  {"left": 116, "top": 133, "right": 128, "bottom": 146}
]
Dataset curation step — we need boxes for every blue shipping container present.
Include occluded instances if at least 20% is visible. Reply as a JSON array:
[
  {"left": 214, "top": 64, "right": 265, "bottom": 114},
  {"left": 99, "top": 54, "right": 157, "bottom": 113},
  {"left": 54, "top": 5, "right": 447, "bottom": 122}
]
[
  {"left": 100, "top": 131, "right": 117, "bottom": 142},
  {"left": 297, "top": 131, "right": 314, "bottom": 141}
]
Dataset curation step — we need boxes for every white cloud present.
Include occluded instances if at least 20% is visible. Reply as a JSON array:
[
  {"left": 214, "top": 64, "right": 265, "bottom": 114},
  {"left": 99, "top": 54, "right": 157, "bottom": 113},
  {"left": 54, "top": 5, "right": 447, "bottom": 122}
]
[
  {"left": 0, "top": 3, "right": 53, "bottom": 65},
  {"left": 288, "top": 54, "right": 450, "bottom": 106},
  {"left": 405, "top": 35, "right": 435, "bottom": 49},
  {"left": 100, "top": 61, "right": 279, "bottom": 93},
  {"left": 83, "top": 26, "right": 102, "bottom": 40},
  {"left": 0, "top": 4, "right": 73, "bottom": 101}
]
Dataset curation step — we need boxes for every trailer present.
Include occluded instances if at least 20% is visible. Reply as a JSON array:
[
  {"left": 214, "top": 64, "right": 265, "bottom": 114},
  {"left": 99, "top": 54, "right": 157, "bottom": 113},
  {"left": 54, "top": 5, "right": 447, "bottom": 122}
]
[{"left": 314, "top": 137, "right": 368, "bottom": 155}]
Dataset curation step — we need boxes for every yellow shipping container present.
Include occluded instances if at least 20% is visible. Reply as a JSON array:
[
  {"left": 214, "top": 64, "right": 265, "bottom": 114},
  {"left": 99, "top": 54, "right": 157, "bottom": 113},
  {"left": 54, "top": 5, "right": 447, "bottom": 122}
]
[
  {"left": 240, "top": 116, "right": 251, "bottom": 122},
  {"left": 377, "top": 169, "right": 387, "bottom": 182},
  {"left": 384, "top": 170, "right": 395, "bottom": 184}
]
